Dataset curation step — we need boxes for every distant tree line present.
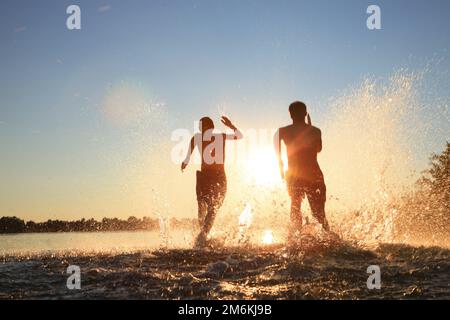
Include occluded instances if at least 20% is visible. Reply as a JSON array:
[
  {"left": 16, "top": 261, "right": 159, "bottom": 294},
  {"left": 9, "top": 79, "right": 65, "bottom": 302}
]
[
  {"left": 0, "top": 216, "right": 196, "bottom": 234},
  {"left": 418, "top": 141, "right": 450, "bottom": 202},
  {"left": 396, "top": 142, "right": 450, "bottom": 241}
]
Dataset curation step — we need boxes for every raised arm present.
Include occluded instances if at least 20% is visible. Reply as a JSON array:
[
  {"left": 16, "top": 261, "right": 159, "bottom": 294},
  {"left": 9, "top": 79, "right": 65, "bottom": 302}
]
[
  {"left": 181, "top": 136, "right": 196, "bottom": 172},
  {"left": 274, "top": 128, "right": 284, "bottom": 180},
  {"left": 221, "top": 116, "right": 243, "bottom": 140}
]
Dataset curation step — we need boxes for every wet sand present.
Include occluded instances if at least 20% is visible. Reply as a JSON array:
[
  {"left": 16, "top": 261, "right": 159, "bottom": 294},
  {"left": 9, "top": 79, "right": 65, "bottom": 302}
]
[{"left": 0, "top": 241, "right": 448, "bottom": 300}]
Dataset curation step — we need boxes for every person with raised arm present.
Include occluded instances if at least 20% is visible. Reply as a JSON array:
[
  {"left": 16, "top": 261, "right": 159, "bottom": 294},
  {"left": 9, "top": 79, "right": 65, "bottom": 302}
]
[{"left": 182, "top": 116, "right": 243, "bottom": 247}]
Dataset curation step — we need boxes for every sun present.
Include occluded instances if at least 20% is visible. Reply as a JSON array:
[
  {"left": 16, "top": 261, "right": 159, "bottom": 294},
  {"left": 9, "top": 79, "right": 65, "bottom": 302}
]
[{"left": 243, "top": 147, "right": 284, "bottom": 186}]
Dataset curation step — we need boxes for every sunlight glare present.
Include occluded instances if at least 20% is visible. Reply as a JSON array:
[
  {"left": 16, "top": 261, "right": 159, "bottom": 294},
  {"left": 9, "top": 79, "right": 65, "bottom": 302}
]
[
  {"left": 262, "top": 229, "right": 274, "bottom": 245},
  {"left": 244, "top": 147, "right": 283, "bottom": 186}
]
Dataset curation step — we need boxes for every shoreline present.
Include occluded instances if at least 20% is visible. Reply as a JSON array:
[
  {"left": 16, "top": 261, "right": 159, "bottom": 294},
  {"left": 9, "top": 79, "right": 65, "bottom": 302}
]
[{"left": 1, "top": 242, "right": 448, "bottom": 300}]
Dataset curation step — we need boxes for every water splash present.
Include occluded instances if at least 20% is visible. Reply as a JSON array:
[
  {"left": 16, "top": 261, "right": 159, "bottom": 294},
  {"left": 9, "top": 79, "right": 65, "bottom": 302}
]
[
  {"left": 238, "top": 203, "right": 253, "bottom": 242},
  {"left": 320, "top": 70, "right": 448, "bottom": 246},
  {"left": 127, "top": 68, "right": 448, "bottom": 249},
  {"left": 158, "top": 215, "right": 171, "bottom": 248},
  {"left": 262, "top": 229, "right": 274, "bottom": 245}
]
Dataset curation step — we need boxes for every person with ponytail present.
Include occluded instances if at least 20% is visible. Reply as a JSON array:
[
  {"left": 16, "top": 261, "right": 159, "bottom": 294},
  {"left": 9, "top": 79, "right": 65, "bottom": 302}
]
[{"left": 274, "top": 101, "right": 330, "bottom": 239}]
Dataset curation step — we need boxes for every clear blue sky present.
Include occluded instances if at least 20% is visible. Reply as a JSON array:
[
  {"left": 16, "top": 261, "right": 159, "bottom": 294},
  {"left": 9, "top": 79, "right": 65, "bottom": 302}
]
[{"left": 0, "top": 0, "right": 449, "bottom": 220}]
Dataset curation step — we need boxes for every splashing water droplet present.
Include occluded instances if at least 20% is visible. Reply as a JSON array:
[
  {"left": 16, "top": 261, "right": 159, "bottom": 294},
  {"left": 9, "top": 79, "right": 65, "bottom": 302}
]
[
  {"left": 262, "top": 230, "right": 274, "bottom": 245},
  {"left": 238, "top": 203, "right": 253, "bottom": 241}
]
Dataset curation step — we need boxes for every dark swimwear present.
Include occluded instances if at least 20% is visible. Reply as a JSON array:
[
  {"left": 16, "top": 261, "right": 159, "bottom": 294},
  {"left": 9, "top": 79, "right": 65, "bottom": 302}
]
[
  {"left": 286, "top": 171, "right": 327, "bottom": 226},
  {"left": 196, "top": 169, "right": 227, "bottom": 208}
]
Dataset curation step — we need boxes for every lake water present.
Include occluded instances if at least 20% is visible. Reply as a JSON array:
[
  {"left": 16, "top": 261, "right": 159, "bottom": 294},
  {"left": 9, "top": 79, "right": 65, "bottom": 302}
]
[
  {"left": 0, "top": 230, "right": 192, "bottom": 255},
  {"left": 1, "top": 229, "right": 449, "bottom": 299},
  {"left": 1, "top": 231, "right": 448, "bottom": 299}
]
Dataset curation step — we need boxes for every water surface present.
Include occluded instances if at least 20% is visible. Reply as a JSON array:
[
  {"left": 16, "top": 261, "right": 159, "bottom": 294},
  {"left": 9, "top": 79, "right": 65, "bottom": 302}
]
[{"left": 0, "top": 231, "right": 189, "bottom": 255}]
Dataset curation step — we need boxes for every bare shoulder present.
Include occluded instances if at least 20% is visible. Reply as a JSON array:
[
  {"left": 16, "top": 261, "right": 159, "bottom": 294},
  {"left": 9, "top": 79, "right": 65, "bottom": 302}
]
[
  {"left": 278, "top": 124, "right": 293, "bottom": 134},
  {"left": 193, "top": 133, "right": 202, "bottom": 140},
  {"left": 192, "top": 133, "right": 202, "bottom": 145}
]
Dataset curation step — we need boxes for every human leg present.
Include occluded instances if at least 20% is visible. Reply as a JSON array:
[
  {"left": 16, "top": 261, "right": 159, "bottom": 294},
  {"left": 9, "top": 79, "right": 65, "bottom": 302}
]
[{"left": 307, "top": 183, "right": 329, "bottom": 231}]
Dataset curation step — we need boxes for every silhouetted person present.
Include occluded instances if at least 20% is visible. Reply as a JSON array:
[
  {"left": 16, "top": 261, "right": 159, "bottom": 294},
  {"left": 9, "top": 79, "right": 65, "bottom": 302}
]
[
  {"left": 182, "top": 116, "right": 243, "bottom": 247},
  {"left": 274, "top": 101, "right": 329, "bottom": 238}
]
